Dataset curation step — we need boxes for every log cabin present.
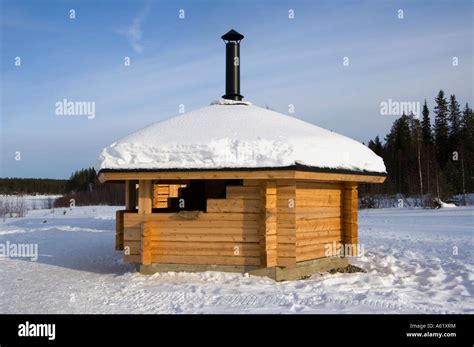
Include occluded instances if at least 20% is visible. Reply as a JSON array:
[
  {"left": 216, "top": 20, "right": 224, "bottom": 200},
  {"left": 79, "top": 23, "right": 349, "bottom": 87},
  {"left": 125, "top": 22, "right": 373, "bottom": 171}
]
[{"left": 96, "top": 30, "right": 386, "bottom": 280}]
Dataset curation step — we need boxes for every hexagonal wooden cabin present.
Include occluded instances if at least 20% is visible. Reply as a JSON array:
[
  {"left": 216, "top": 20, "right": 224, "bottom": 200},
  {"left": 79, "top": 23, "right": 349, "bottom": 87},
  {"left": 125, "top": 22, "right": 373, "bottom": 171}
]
[{"left": 97, "top": 30, "right": 386, "bottom": 280}]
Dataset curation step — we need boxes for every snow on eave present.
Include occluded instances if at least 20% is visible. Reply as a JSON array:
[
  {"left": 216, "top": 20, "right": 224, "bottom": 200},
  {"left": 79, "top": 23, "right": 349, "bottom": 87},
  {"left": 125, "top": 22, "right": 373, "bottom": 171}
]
[{"left": 96, "top": 101, "right": 387, "bottom": 175}]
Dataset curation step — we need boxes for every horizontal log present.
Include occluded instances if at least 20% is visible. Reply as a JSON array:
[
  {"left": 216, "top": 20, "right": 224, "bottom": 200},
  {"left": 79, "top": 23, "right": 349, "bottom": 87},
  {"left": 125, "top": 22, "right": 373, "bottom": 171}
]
[
  {"left": 296, "top": 229, "right": 341, "bottom": 238},
  {"left": 149, "top": 234, "right": 260, "bottom": 243},
  {"left": 296, "top": 243, "right": 327, "bottom": 255},
  {"left": 297, "top": 211, "right": 342, "bottom": 220},
  {"left": 277, "top": 257, "right": 296, "bottom": 267},
  {"left": 124, "top": 227, "right": 260, "bottom": 241},
  {"left": 277, "top": 234, "right": 296, "bottom": 244},
  {"left": 296, "top": 250, "right": 326, "bottom": 262},
  {"left": 276, "top": 228, "right": 295, "bottom": 237},
  {"left": 99, "top": 170, "right": 385, "bottom": 184},
  {"left": 296, "top": 217, "right": 342, "bottom": 229},
  {"left": 243, "top": 180, "right": 261, "bottom": 186},
  {"left": 152, "top": 248, "right": 261, "bottom": 257},
  {"left": 226, "top": 186, "right": 260, "bottom": 199},
  {"left": 296, "top": 181, "right": 343, "bottom": 189},
  {"left": 296, "top": 236, "right": 342, "bottom": 247},
  {"left": 207, "top": 199, "right": 260, "bottom": 213},
  {"left": 150, "top": 255, "right": 261, "bottom": 266}
]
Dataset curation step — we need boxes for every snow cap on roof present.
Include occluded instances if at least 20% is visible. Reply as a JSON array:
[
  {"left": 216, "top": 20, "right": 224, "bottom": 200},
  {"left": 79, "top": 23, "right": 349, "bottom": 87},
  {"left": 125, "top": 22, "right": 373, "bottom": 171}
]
[{"left": 96, "top": 100, "right": 386, "bottom": 174}]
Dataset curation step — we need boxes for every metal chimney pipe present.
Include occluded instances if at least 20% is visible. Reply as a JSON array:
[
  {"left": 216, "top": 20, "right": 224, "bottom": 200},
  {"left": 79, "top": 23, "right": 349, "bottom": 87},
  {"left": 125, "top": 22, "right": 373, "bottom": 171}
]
[{"left": 221, "top": 29, "right": 244, "bottom": 101}]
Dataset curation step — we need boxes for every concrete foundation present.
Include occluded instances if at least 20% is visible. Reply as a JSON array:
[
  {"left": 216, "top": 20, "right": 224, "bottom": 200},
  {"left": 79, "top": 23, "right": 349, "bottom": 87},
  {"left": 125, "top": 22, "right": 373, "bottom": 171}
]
[{"left": 139, "top": 257, "right": 349, "bottom": 281}]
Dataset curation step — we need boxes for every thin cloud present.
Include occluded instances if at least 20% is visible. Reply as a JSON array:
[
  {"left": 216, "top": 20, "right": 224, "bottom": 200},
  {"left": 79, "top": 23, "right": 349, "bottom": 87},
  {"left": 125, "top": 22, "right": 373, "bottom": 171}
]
[{"left": 117, "top": 2, "right": 151, "bottom": 54}]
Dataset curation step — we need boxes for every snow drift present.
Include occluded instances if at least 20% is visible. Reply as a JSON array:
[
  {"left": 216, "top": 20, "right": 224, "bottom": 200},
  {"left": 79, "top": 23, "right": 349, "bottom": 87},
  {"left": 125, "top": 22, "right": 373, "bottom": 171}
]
[{"left": 97, "top": 100, "right": 386, "bottom": 173}]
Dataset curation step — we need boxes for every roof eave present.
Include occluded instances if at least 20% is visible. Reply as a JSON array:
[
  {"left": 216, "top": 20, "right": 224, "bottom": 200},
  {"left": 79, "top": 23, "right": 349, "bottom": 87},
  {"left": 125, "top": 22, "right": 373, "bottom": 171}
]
[{"left": 98, "top": 165, "right": 386, "bottom": 184}]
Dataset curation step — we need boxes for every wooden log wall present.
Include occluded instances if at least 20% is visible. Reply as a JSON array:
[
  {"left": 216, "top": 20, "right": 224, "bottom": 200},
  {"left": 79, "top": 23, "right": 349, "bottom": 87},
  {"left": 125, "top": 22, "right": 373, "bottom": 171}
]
[
  {"left": 153, "top": 184, "right": 183, "bottom": 208},
  {"left": 123, "top": 180, "right": 261, "bottom": 265},
  {"left": 259, "top": 181, "right": 277, "bottom": 267},
  {"left": 295, "top": 181, "right": 344, "bottom": 262},
  {"left": 276, "top": 180, "right": 297, "bottom": 267},
  {"left": 119, "top": 179, "right": 357, "bottom": 267},
  {"left": 343, "top": 182, "right": 358, "bottom": 255}
]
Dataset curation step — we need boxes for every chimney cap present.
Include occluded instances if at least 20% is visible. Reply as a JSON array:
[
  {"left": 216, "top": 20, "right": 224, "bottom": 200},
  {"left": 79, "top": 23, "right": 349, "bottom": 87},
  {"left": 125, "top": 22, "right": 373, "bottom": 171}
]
[{"left": 221, "top": 29, "right": 244, "bottom": 42}]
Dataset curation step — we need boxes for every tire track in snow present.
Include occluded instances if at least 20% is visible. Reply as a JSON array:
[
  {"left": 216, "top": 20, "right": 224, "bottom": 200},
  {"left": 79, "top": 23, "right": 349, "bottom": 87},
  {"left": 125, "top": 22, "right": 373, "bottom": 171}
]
[{"left": 102, "top": 289, "right": 455, "bottom": 314}]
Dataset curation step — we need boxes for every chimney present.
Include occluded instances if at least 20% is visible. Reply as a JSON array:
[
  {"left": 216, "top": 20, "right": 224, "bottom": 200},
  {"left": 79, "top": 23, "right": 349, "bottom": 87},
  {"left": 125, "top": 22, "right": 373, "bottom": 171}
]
[{"left": 221, "top": 29, "right": 244, "bottom": 101}]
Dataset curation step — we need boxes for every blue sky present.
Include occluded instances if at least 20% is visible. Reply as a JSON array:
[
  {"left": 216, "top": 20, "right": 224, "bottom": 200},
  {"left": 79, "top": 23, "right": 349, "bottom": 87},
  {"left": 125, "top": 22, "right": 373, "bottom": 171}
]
[{"left": 1, "top": 0, "right": 472, "bottom": 179}]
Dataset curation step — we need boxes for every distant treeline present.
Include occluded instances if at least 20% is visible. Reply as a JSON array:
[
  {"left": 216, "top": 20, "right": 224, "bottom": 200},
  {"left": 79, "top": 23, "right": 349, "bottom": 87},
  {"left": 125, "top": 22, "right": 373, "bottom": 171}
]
[
  {"left": 1, "top": 168, "right": 123, "bottom": 206},
  {"left": 362, "top": 90, "right": 473, "bottom": 203},
  {"left": 0, "top": 178, "right": 66, "bottom": 195},
  {"left": 54, "top": 167, "right": 124, "bottom": 207}
]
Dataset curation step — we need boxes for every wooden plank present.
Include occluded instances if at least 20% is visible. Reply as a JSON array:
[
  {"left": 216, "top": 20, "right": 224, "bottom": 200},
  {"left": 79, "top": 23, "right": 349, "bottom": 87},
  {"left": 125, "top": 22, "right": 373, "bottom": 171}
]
[
  {"left": 259, "top": 181, "right": 277, "bottom": 267},
  {"left": 296, "top": 229, "right": 342, "bottom": 238},
  {"left": 150, "top": 234, "right": 260, "bottom": 243},
  {"left": 296, "top": 182, "right": 343, "bottom": 189},
  {"left": 297, "top": 249, "right": 326, "bottom": 262},
  {"left": 125, "top": 180, "right": 137, "bottom": 210},
  {"left": 115, "top": 210, "right": 124, "bottom": 250},
  {"left": 141, "top": 222, "right": 152, "bottom": 265},
  {"left": 277, "top": 257, "right": 297, "bottom": 267},
  {"left": 99, "top": 170, "right": 385, "bottom": 184},
  {"left": 295, "top": 171, "right": 386, "bottom": 183},
  {"left": 124, "top": 218, "right": 260, "bottom": 229},
  {"left": 280, "top": 206, "right": 343, "bottom": 215},
  {"left": 343, "top": 183, "right": 358, "bottom": 249},
  {"left": 243, "top": 180, "right": 261, "bottom": 186},
  {"left": 207, "top": 198, "right": 260, "bottom": 213},
  {"left": 124, "top": 211, "right": 260, "bottom": 222},
  {"left": 296, "top": 236, "right": 342, "bottom": 247},
  {"left": 226, "top": 186, "right": 260, "bottom": 199},
  {"left": 124, "top": 220, "right": 258, "bottom": 232},
  {"left": 138, "top": 180, "right": 153, "bottom": 214},
  {"left": 276, "top": 181, "right": 296, "bottom": 267},
  {"left": 296, "top": 243, "right": 328, "bottom": 255},
  {"left": 152, "top": 248, "right": 261, "bottom": 257},
  {"left": 150, "top": 255, "right": 261, "bottom": 266},
  {"left": 296, "top": 217, "right": 342, "bottom": 229},
  {"left": 150, "top": 241, "right": 260, "bottom": 251},
  {"left": 295, "top": 211, "right": 342, "bottom": 220}
]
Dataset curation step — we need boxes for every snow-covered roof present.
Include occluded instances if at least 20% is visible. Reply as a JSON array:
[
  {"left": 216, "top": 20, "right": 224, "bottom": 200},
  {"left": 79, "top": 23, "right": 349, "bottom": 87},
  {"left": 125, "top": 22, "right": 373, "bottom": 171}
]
[{"left": 96, "top": 99, "right": 386, "bottom": 174}]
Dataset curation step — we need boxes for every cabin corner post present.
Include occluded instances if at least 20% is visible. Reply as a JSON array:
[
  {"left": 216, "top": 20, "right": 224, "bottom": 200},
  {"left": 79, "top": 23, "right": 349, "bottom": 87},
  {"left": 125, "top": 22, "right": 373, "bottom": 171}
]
[
  {"left": 125, "top": 180, "right": 137, "bottom": 210},
  {"left": 343, "top": 182, "right": 358, "bottom": 255},
  {"left": 115, "top": 210, "right": 124, "bottom": 251},
  {"left": 138, "top": 180, "right": 153, "bottom": 214},
  {"left": 260, "top": 181, "right": 278, "bottom": 267}
]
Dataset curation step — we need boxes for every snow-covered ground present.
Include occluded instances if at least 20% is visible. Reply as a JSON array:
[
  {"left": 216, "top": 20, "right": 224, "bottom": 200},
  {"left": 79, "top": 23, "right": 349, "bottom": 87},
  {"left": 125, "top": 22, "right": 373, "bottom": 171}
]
[{"left": 0, "top": 205, "right": 472, "bottom": 314}]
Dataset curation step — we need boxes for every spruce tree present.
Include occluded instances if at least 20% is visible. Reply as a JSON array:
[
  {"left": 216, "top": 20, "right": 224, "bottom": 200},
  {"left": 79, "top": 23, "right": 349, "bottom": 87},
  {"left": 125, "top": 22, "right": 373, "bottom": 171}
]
[
  {"left": 448, "top": 94, "right": 462, "bottom": 148},
  {"left": 434, "top": 90, "right": 449, "bottom": 166},
  {"left": 421, "top": 100, "right": 432, "bottom": 145}
]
